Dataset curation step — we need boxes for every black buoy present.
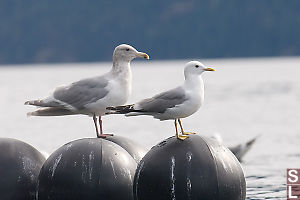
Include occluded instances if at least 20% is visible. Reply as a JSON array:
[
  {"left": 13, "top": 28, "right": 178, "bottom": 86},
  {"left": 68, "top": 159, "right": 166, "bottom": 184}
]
[
  {"left": 0, "top": 138, "right": 46, "bottom": 200},
  {"left": 133, "top": 135, "right": 246, "bottom": 200},
  {"left": 104, "top": 135, "right": 148, "bottom": 163},
  {"left": 37, "top": 137, "right": 138, "bottom": 200}
]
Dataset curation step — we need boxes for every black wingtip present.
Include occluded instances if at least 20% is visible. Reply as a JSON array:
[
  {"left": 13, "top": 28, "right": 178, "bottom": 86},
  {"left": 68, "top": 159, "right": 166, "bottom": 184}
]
[
  {"left": 105, "top": 104, "right": 135, "bottom": 114},
  {"left": 106, "top": 106, "right": 116, "bottom": 110},
  {"left": 105, "top": 111, "right": 115, "bottom": 115}
]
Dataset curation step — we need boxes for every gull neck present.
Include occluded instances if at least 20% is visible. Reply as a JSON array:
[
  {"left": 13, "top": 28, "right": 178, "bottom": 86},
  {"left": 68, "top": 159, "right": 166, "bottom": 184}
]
[
  {"left": 112, "top": 59, "right": 131, "bottom": 75},
  {"left": 184, "top": 74, "right": 204, "bottom": 89}
]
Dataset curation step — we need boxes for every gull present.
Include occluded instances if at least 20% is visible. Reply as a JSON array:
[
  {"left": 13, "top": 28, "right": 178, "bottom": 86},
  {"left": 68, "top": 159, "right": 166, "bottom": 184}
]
[
  {"left": 229, "top": 136, "right": 259, "bottom": 162},
  {"left": 107, "top": 61, "right": 214, "bottom": 140},
  {"left": 25, "top": 44, "right": 149, "bottom": 138},
  {"left": 211, "top": 133, "right": 260, "bottom": 162}
]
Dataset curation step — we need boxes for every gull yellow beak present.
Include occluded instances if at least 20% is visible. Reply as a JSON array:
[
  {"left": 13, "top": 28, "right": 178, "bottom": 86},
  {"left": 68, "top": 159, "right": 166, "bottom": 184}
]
[
  {"left": 204, "top": 67, "right": 215, "bottom": 71},
  {"left": 136, "top": 52, "right": 150, "bottom": 59}
]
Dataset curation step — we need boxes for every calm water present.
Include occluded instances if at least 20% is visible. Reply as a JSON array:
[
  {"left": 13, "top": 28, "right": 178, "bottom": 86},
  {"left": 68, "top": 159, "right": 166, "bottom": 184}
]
[{"left": 1, "top": 57, "right": 300, "bottom": 199}]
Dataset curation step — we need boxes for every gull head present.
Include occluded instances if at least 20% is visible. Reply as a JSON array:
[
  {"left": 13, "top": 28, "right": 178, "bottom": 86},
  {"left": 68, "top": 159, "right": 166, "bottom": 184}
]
[
  {"left": 113, "top": 44, "right": 149, "bottom": 62},
  {"left": 184, "top": 61, "right": 214, "bottom": 77}
]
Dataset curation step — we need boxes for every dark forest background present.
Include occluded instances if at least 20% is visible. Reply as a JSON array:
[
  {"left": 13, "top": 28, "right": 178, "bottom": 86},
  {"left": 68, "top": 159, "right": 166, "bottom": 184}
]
[{"left": 0, "top": 0, "right": 300, "bottom": 64}]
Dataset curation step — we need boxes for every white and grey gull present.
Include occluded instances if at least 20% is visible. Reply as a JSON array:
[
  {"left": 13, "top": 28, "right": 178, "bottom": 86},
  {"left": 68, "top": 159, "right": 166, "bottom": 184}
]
[
  {"left": 107, "top": 61, "right": 214, "bottom": 140},
  {"left": 25, "top": 44, "right": 149, "bottom": 138}
]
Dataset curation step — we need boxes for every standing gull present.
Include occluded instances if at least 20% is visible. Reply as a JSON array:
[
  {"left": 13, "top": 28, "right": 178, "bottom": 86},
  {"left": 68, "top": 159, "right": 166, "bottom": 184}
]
[
  {"left": 107, "top": 61, "right": 214, "bottom": 140},
  {"left": 25, "top": 44, "right": 149, "bottom": 138}
]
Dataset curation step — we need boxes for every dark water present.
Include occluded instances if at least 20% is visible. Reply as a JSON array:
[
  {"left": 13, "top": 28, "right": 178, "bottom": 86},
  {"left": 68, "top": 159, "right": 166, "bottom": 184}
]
[{"left": 1, "top": 57, "right": 299, "bottom": 199}]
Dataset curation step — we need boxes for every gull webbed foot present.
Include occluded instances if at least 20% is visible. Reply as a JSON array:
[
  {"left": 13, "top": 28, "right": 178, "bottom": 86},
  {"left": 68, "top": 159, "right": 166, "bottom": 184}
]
[
  {"left": 177, "top": 135, "right": 189, "bottom": 140},
  {"left": 98, "top": 133, "right": 114, "bottom": 138},
  {"left": 182, "top": 132, "right": 196, "bottom": 135}
]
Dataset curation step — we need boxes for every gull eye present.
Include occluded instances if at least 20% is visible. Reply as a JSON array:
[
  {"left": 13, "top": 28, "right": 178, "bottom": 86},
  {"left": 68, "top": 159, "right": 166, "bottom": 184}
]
[
  {"left": 195, "top": 65, "right": 199, "bottom": 68},
  {"left": 126, "top": 48, "right": 130, "bottom": 51}
]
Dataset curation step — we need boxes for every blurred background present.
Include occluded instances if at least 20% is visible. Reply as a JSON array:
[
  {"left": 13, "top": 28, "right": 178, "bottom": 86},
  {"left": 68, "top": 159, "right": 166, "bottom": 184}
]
[
  {"left": 0, "top": 0, "right": 300, "bottom": 64},
  {"left": 1, "top": 1, "right": 300, "bottom": 199}
]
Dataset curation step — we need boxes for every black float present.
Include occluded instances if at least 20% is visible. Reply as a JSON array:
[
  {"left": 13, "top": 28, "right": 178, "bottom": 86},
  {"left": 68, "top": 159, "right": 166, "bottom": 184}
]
[
  {"left": 0, "top": 138, "right": 46, "bottom": 200},
  {"left": 133, "top": 135, "right": 246, "bottom": 200},
  {"left": 37, "top": 136, "right": 146, "bottom": 200},
  {"left": 104, "top": 135, "right": 148, "bottom": 163}
]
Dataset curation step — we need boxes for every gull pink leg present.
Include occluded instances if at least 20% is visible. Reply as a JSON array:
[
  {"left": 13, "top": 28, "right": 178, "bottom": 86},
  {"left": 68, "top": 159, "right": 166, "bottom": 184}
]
[
  {"left": 99, "top": 116, "right": 103, "bottom": 135},
  {"left": 98, "top": 116, "right": 113, "bottom": 138},
  {"left": 93, "top": 115, "right": 100, "bottom": 138}
]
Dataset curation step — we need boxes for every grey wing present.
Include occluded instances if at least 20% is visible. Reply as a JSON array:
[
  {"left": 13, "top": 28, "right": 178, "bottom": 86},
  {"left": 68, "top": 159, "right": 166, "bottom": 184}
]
[
  {"left": 137, "top": 87, "right": 187, "bottom": 113},
  {"left": 53, "top": 76, "right": 109, "bottom": 110}
]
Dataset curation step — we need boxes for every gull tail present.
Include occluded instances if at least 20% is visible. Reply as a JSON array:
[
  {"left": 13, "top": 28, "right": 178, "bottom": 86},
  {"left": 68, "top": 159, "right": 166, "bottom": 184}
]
[
  {"left": 106, "top": 104, "right": 136, "bottom": 115},
  {"left": 25, "top": 99, "right": 61, "bottom": 107},
  {"left": 27, "top": 107, "right": 75, "bottom": 117}
]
